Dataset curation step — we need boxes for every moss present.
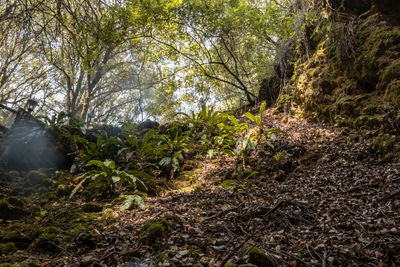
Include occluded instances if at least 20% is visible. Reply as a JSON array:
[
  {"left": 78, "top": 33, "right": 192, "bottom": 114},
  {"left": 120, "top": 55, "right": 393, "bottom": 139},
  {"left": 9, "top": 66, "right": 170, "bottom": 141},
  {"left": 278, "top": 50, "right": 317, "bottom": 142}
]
[
  {"left": 155, "top": 252, "right": 169, "bottom": 264},
  {"left": 6, "top": 196, "right": 25, "bottom": 208},
  {"left": 30, "top": 233, "right": 59, "bottom": 252},
  {"left": 139, "top": 218, "right": 170, "bottom": 245},
  {"left": 381, "top": 59, "right": 400, "bottom": 84},
  {"left": 101, "top": 208, "right": 118, "bottom": 224},
  {"left": 224, "top": 263, "right": 239, "bottom": 267},
  {"left": 55, "top": 184, "right": 71, "bottom": 197},
  {"left": 26, "top": 170, "right": 48, "bottom": 186},
  {"left": 0, "top": 242, "right": 17, "bottom": 255},
  {"left": 2, "top": 227, "right": 32, "bottom": 249},
  {"left": 0, "top": 199, "right": 11, "bottom": 220},
  {"left": 29, "top": 227, "right": 62, "bottom": 252},
  {"left": 83, "top": 201, "right": 103, "bottom": 212},
  {"left": 375, "top": 134, "right": 396, "bottom": 154},
  {"left": 0, "top": 264, "right": 19, "bottom": 267},
  {"left": 248, "top": 246, "right": 275, "bottom": 267},
  {"left": 286, "top": 11, "right": 400, "bottom": 131},
  {"left": 385, "top": 80, "right": 400, "bottom": 106},
  {"left": 2, "top": 171, "right": 20, "bottom": 182},
  {"left": 0, "top": 199, "right": 26, "bottom": 220}
]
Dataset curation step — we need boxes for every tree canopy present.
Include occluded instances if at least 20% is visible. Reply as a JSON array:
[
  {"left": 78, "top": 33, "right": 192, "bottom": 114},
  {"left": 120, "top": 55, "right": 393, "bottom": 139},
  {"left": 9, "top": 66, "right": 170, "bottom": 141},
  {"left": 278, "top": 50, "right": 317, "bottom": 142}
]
[{"left": 0, "top": 0, "right": 294, "bottom": 124}]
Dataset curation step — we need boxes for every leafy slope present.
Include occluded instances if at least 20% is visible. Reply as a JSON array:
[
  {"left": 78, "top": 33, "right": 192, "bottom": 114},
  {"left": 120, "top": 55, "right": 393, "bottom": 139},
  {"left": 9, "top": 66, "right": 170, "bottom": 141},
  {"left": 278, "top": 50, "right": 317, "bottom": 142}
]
[{"left": 1, "top": 107, "right": 399, "bottom": 266}]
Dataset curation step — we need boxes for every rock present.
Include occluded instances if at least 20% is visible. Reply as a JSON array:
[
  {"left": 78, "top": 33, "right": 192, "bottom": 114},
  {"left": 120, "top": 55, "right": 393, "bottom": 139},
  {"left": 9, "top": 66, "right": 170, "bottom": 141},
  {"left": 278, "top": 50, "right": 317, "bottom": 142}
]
[
  {"left": 0, "top": 199, "right": 26, "bottom": 220},
  {"left": 83, "top": 201, "right": 103, "bottom": 212},
  {"left": 55, "top": 184, "right": 71, "bottom": 197},
  {"left": 247, "top": 247, "right": 275, "bottom": 267},
  {"left": 101, "top": 208, "right": 119, "bottom": 223},
  {"left": 139, "top": 218, "right": 171, "bottom": 245},
  {"left": 26, "top": 170, "right": 48, "bottom": 185},
  {"left": 29, "top": 227, "right": 61, "bottom": 252},
  {"left": 374, "top": 134, "right": 396, "bottom": 154},
  {"left": 0, "top": 242, "right": 17, "bottom": 255}
]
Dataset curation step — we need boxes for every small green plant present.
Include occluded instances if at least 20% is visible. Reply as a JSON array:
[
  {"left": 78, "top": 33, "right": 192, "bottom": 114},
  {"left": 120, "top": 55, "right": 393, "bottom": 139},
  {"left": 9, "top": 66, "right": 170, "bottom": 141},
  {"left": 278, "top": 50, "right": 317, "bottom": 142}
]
[
  {"left": 72, "top": 132, "right": 124, "bottom": 168},
  {"left": 244, "top": 101, "right": 267, "bottom": 127},
  {"left": 70, "top": 159, "right": 146, "bottom": 199},
  {"left": 228, "top": 103, "right": 287, "bottom": 173},
  {"left": 158, "top": 125, "right": 190, "bottom": 180},
  {"left": 118, "top": 129, "right": 160, "bottom": 167}
]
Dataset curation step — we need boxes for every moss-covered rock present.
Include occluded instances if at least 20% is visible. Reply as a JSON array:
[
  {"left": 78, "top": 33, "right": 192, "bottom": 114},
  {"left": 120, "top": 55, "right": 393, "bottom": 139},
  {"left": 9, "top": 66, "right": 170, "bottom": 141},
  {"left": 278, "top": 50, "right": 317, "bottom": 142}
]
[
  {"left": 0, "top": 242, "right": 17, "bottom": 255},
  {"left": 0, "top": 199, "right": 26, "bottom": 220},
  {"left": 29, "top": 226, "right": 62, "bottom": 252},
  {"left": 224, "top": 263, "right": 239, "bottom": 267},
  {"left": 139, "top": 218, "right": 171, "bottom": 245},
  {"left": 155, "top": 252, "right": 169, "bottom": 264},
  {"left": 101, "top": 208, "right": 118, "bottom": 224},
  {"left": 6, "top": 196, "right": 25, "bottom": 208},
  {"left": 375, "top": 134, "right": 397, "bottom": 154},
  {"left": 0, "top": 263, "right": 19, "bottom": 267},
  {"left": 1, "top": 225, "right": 32, "bottom": 249},
  {"left": 248, "top": 246, "right": 275, "bottom": 267},
  {"left": 281, "top": 7, "right": 400, "bottom": 131},
  {"left": 55, "top": 184, "right": 71, "bottom": 197},
  {"left": 83, "top": 201, "right": 103, "bottom": 212},
  {"left": 26, "top": 170, "right": 49, "bottom": 186}
]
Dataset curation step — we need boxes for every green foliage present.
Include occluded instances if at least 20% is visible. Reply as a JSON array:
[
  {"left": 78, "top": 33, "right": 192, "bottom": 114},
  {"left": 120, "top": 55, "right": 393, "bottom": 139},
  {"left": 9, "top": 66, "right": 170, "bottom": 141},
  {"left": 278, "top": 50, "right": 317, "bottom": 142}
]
[
  {"left": 158, "top": 125, "right": 190, "bottom": 179},
  {"left": 70, "top": 159, "right": 146, "bottom": 199},
  {"left": 244, "top": 102, "right": 267, "bottom": 127},
  {"left": 220, "top": 179, "right": 237, "bottom": 190},
  {"left": 118, "top": 129, "right": 160, "bottom": 166},
  {"left": 72, "top": 133, "right": 124, "bottom": 168},
  {"left": 120, "top": 194, "right": 145, "bottom": 211}
]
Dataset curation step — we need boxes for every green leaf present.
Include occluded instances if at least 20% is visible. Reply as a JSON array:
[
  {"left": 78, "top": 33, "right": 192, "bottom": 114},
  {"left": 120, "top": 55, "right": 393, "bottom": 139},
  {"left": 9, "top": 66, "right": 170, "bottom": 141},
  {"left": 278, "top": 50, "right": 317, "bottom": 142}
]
[
  {"left": 126, "top": 152, "right": 134, "bottom": 161},
  {"left": 86, "top": 160, "right": 104, "bottom": 169},
  {"left": 230, "top": 115, "right": 239, "bottom": 126},
  {"left": 259, "top": 101, "right": 267, "bottom": 117},
  {"left": 207, "top": 149, "right": 214, "bottom": 159},
  {"left": 255, "top": 116, "right": 262, "bottom": 126},
  {"left": 128, "top": 170, "right": 153, "bottom": 180},
  {"left": 120, "top": 195, "right": 145, "bottom": 211},
  {"left": 112, "top": 176, "right": 121, "bottom": 183},
  {"left": 172, "top": 157, "right": 180, "bottom": 171},
  {"left": 159, "top": 157, "right": 171, "bottom": 166},
  {"left": 103, "top": 160, "right": 116, "bottom": 170},
  {"left": 264, "top": 128, "right": 288, "bottom": 135},
  {"left": 40, "top": 210, "right": 48, "bottom": 216},
  {"left": 245, "top": 171, "right": 259, "bottom": 179},
  {"left": 69, "top": 176, "right": 89, "bottom": 199},
  {"left": 220, "top": 179, "right": 237, "bottom": 189},
  {"left": 244, "top": 112, "right": 256, "bottom": 122},
  {"left": 274, "top": 152, "right": 286, "bottom": 162}
]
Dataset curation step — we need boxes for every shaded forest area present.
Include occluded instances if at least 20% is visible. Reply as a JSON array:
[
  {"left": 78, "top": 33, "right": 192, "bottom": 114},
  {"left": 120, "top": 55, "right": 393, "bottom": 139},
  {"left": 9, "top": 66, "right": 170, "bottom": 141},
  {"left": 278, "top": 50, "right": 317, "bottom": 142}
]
[{"left": 0, "top": 0, "right": 399, "bottom": 266}]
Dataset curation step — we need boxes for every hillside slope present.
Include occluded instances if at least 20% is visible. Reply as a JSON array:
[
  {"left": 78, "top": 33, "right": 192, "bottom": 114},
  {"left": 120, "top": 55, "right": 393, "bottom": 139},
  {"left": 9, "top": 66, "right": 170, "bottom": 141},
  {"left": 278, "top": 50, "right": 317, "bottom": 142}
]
[{"left": 1, "top": 109, "right": 399, "bottom": 266}]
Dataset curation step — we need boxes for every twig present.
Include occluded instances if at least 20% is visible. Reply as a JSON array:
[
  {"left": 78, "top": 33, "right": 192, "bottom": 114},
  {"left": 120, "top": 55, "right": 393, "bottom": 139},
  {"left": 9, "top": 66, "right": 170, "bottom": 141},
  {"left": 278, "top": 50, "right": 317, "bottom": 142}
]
[
  {"left": 259, "top": 200, "right": 286, "bottom": 218},
  {"left": 264, "top": 247, "right": 318, "bottom": 267},
  {"left": 202, "top": 202, "right": 245, "bottom": 223},
  {"left": 220, "top": 235, "right": 251, "bottom": 266},
  {"left": 322, "top": 251, "right": 327, "bottom": 267}
]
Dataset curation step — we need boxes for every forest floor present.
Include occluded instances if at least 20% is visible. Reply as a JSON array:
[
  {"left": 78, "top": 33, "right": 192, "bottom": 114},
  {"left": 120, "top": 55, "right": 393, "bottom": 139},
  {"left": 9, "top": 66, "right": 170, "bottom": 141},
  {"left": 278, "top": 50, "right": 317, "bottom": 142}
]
[{"left": 1, "top": 109, "right": 399, "bottom": 266}]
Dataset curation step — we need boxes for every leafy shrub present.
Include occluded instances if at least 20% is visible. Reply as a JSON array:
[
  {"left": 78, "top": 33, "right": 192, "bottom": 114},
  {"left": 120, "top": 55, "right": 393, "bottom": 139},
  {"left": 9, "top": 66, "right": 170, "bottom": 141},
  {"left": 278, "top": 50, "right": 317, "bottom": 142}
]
[{"left": 70, "top": 159, "right": 146, "bottom": 199}]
